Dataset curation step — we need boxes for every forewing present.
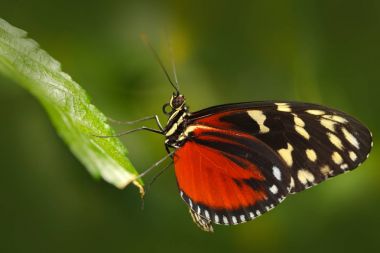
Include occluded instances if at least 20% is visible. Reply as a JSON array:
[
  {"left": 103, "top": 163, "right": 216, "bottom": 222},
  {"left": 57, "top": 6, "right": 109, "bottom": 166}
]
[
  {"left": 189, "top": 101, "right": 373, "bottom": 193},
  {"left": 174, "top": 127, "right": 291, "bottom": 226}
]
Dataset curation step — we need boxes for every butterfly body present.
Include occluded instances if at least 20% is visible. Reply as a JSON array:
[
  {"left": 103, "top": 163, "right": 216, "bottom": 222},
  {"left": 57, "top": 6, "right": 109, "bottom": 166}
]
[{"left": 162, "top": 93, "right": 373, "bottom": 232}]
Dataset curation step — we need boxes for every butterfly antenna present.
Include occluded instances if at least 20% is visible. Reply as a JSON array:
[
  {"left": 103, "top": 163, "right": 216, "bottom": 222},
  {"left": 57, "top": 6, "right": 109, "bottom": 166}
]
[
  {"left": 167, "top": 35, "right": 179, "bottom": 90},
  {"left": 141, "top": 33, "right": 180, "bottom": 94}
]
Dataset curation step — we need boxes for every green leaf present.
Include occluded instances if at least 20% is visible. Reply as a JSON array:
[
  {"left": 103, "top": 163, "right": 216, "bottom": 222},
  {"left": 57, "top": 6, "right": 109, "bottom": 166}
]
[{"left": 0, "top": 18, "right": 143, "bottom": 192}]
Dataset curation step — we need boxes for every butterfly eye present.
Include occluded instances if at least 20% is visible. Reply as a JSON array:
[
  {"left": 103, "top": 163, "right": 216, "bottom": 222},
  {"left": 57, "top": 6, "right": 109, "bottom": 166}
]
[{"left": 162, "top": 102, "right": 172, "bottom": 115}]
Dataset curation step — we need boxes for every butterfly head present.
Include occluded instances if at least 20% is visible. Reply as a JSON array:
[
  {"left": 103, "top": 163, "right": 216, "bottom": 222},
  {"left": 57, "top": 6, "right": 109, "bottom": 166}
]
[
  {"left": 170, "top": 92, "right": 186, "bottom": 109},
  {"left": 163, "top": 92, "right": 188, "bottom": 115}
]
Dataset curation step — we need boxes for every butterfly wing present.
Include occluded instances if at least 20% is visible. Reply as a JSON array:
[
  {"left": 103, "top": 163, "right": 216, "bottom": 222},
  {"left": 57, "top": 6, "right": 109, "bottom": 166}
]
[
  {"left": 174, "top": 101, "right": 372, "bottom": 229},
  {"left": 174, "top": 126, "right": 291, "bottom": 227},
  {"left": 188, "top": 101, "right": 373, "bottom": 192}
]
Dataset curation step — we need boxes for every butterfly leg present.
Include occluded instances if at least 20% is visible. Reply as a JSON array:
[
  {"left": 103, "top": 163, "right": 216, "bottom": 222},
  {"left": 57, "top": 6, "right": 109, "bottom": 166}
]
[
  {"left": 107, "top": 115, "right": 164, "bottom": 131},
  {"left": 92, "top": 126, "right": 163, "bottom": 138}
]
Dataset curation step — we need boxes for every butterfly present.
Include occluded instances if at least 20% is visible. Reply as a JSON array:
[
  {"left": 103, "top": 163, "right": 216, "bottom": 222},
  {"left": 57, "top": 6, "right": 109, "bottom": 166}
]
[
  {"left": 160, "top": 93, "right": 372, "bottom": 232},
  {"left": 106, "top": 40, "right": 373, "bottom": 232}
]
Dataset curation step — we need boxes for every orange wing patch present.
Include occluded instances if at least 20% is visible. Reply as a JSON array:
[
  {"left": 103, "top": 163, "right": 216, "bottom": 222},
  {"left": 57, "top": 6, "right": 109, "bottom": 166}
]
[
  {"left": 175, "top": 141, "right": 267, "bottom": 210},
  {"left": 173, "top": 126, "right": 291, "bottom": 225}
]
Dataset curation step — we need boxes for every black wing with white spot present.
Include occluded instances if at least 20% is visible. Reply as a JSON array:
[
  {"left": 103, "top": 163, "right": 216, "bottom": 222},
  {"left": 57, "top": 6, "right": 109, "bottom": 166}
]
[{"left": 189, "top": 101, "right": 373, "bottom": 193}]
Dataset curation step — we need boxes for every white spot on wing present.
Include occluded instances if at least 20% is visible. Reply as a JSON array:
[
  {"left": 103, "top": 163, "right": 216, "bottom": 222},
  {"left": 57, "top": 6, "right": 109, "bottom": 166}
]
[
  {"left": 205, "top": 210, "right": 210, "bottom": 219},
  {"left": 293, "top": 114, "right": 305, "bottom": 127},
  {"left": 247, "top": 110, "right": 270, "bottom": 133},
  {"left": 327, "top": 132, "right": 344, "bottom": 150},
  {"left": 295, "top": 126, "right": 310, "bottom": 139},
  {"left": 278, "top": 143, "right": 294, "bottom": 167},
  {"left": 249, "top": 212, "right": 254, "bottom": 219},
  {"left": 214, "top": 215, "right": 219, "bottom": 223},
  {"left": 306, "top": 149, "right": 317, "bottom": 162},
  {"left": 322, "top": 115, "right": 348, "bottom": 123},
  {"left": 332, "top": 115, "right": 348, "bottom": 123},
  {"left": 341, "top": 163, "right": 349, "bottom": 170},
  {"left": 320, "top": 118, "right": 337, "bottom": 132},
  {"left": 297, "top": 169, "right": 315, "bottom": 185},
  {"left": 332, "top": 152, "right": 343, "bottom": 165},
  {"left": 290, "top": 177, "right": 295, "bottom": 188},
  {"left": 269, "top": 185, "right": 279, "bottom": 194},
  {"left": 223, "top": 216, "right": 228, "bottom": 224},
  {"left": 275, "top": 103, "right": 291, "bottom": 112},
  {"left": 240, "top": 215, "right": 246, "bottom": 222},
  {"left": 272, "top": 166, "right": 282, "bottom": 181},
  {"left": 232, "top": 216, "right": 237, "bottom": 224},
  {"left": 342, "top": 127, "right": 360, "bottom": 149},
  {"left": 320, "top": 165, "right": 331, "bottom": 176},
  {"left": 349, "top": 151, "right": 357, "bottom": 161},
  {"left": 306, "top": 109, "right": 325, "bottom": 115}
]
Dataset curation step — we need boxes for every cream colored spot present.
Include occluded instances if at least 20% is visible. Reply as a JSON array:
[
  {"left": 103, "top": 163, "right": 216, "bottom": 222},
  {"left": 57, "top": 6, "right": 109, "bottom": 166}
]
[
  {"left": 341, "top": 164, "right": 349, "bottom": 170},
  {"left": 332, "top": 115, "right": 348, "bottom": 123},
  {"left": 293, "top": 112, "right": 309, "bottom": 139},
  {"left": 240, "top": 215, "right": 246, "bottom": 222},
  {"left": 275, "top": 103, "right": 291, "bottom": 112},
  {"left": 342, "top": 127, "right": 360, "bottom": 149},
  {"left": 332, "top": 152, "right": 343, "bottom": 165},
  {"left": 306, "top": 149, "right": 317, "bottom": 162},
  {"left": 293, "top": 114, "right": 305, "bottom": 127},
  {"left": 327, "top": 132, "right": 344, "bottom": 150},
  {"left": 320, "top": 165, "right": 331, "bottom": 176},
  {"left": 322, "top": 115, "right": 348, "bottom": 123},
  {"left": 269, "top": 185, "right": 278, "bottom": 194},
  {"left": 290, "top": 177, "right": 295, "bottom": 188},
  {"left": 320, "top": 118, "right": 337, "bottom": 132},
  {"left": 297, "top": 169, "right": 315, "bottom": 185},
  {"left": 349, "top": 151, "right": 357, "bottom": 161},
  {"left": 278, "top": 143, "right": 294, "bottom": 167},
  {"left": 248, "top": 110, "right": 270, "bottom": 133},
  {"left": 295, "top": 125, "right": 310, "bottom": 139},
  {"left": 306, "top": 109, "right": 325, "bottom": 115}
]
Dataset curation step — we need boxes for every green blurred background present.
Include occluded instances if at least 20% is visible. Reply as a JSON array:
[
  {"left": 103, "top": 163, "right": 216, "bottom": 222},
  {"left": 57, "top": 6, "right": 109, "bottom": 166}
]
[{"left": 1, "top": 0, "right": 379, "bottom": 252}]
